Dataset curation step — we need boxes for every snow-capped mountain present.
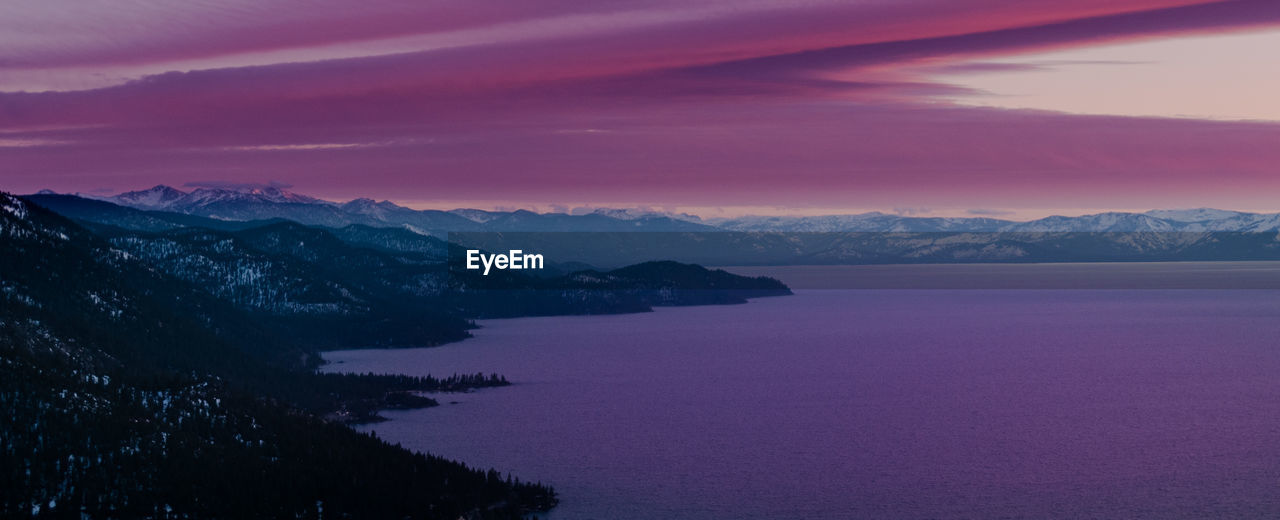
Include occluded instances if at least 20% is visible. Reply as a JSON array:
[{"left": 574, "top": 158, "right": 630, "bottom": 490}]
[
  {"left": 1139, "top": 209, "right": 1280, "bottom": 232},
  {"left": 712, "top": 213, "right": 1010, "bottom": 232},
  {"left": 111, "top": 185, "right": 188, "bottom": 210},
  {"left": 715, "top": 210, "right": 1280, "bottom": 233},
  {"left": 109, "top": 184, "right": 323, "bottom": 211},
  {"left": 1144, "top": 208, "right": 1252, "bottom": 222},
  {"left": 69, "top": 185, "right": 1280, "bottom": 233},
  {"left": 583, "top": 207, "right": 704, "bottom": 223},
  {"left": 92, "top": 186, "right": 710, "bottom": 232},
  {"left": 22, "top": 189, "right": 1280, "bottom": 267},
  {"left": 1003, "top": 213, "right": 1179, "bottom": 232},
  {"left": 184, "top": 186, "right": 323, "bottom": 206},
  {"left": 448, "top": 206, "right": 705, "bottom": 225}
]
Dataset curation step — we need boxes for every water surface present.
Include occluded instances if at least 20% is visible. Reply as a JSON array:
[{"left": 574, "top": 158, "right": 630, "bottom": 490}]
[{"left": 325, "top": 272, "right": 1280, "bottom": 519}]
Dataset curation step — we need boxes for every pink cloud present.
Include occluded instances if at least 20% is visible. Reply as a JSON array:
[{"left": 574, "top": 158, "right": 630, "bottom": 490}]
[
  {"left": 2, "top": 0, "right": 1280, "bottom": 213},
  {"left": 7, "top": 102, "right": 1280, "bottom": 211}
]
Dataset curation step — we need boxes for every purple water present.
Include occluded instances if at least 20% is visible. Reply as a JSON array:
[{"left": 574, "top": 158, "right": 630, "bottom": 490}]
[{"left": 323, "top": 288, "right": 1280, "bottom": 519}]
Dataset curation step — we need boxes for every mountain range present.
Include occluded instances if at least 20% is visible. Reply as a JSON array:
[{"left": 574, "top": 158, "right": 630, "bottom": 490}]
[
  {"left": 710, "top": 209, "right": 1280, "bottom": 233},
  {"left": 25, "top": 186, "right": 1280, "bottom": 268},
  {"left": 48, "top": 185, "right": 1280, "bottom": 234},
  {"left": 77, "top": 185, "right": 714, "bottom": 233}
]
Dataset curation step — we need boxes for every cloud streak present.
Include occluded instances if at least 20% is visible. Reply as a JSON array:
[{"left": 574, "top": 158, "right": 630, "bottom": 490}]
[{"left": 2, "top": 0, "right": 1279, "bottom": 212}]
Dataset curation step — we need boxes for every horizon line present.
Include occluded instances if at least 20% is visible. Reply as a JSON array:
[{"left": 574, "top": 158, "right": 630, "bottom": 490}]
[{"left": 22, "top": 185, "right": 1280, "bottom": 223}]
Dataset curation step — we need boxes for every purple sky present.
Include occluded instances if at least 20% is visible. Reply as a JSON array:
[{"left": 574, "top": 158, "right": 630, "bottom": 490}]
[{"left": 3, "top": 0, "right": 1280, "bottom": 218}]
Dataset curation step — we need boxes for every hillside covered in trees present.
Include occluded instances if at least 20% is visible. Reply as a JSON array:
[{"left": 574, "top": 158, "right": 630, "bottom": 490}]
[
  {"left": 0, "top": 192, "right": 555, "bottom": 518},
  {"left": 28, "top": 193, "right": 790, "bottom": 348},
  {"left": 2, "top": 192, "right": 790, "bottom": 517}
]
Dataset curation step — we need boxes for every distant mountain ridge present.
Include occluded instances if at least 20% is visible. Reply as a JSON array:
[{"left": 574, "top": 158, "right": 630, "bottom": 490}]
[
  {"left": 30, "top": 185, "right": 1280, "bottom": 238},
  {"left": 711, "top": 209, "right": 1280, "bottom": 233},
  {"left": 83, "top": 185, "right": 713, "bottom": 234},
  {"left": 64, "top": 185, "right": 1280, "bottom": 234},
  {"left": 21, "top": 187, "right": 1280, "bottom": 271}
]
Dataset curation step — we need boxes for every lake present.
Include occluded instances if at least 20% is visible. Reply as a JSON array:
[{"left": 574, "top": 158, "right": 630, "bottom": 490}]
[{"left": 323, "top": 265, "right": 1280, "bottom": 519}]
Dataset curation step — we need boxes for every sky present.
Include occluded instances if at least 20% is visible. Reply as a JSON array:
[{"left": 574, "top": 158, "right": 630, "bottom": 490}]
[{"left": 2, "top": 0, "right": 1280, "bottom": 219}]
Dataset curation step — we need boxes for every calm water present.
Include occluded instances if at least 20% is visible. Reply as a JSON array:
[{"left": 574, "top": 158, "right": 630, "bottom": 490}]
[{"left": 324, "top": 269, "right": 1280, "bottom": 519}]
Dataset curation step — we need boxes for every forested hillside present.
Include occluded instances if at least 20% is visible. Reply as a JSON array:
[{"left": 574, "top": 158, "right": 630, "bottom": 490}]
[
  {"left": 31, "top": 196, "right": 790, "bottom": 347},
  {"left": 3, "top": 191, "right": 789, "bottom": 518},
  {"left": 0, "top": 192, "right": 556, "bottom": 518}
]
